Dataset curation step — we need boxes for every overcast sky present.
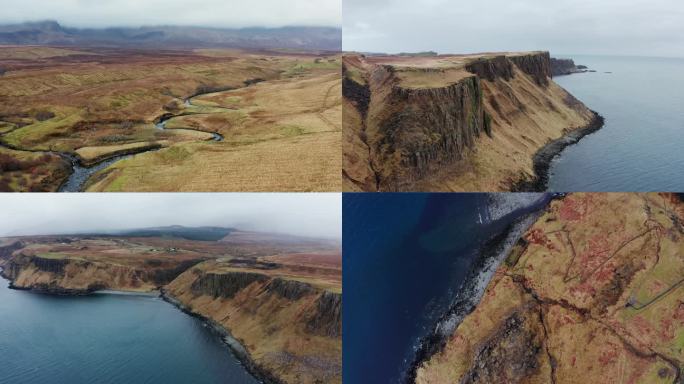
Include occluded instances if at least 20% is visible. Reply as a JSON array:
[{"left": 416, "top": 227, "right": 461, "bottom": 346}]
[
  {"left": 0, "top": 193, "right": 341, "bottom": 239},
  {"left": 0, "top": 0, "right": 341, "bottom": 28},
  {"left": 344, "top": 0, "right": 684, "bottom": 57}
]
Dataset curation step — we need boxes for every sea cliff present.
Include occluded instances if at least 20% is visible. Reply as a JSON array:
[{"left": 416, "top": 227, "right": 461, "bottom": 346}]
[{"left": 343, "top": 51, "right": 601, "bottom": 191}]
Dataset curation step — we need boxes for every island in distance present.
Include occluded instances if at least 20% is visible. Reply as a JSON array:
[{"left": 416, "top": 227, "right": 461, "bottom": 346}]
[
  {"left": 0, "top": 225, "right": 342, "bottom": 383},
  {"left": 0, "top": 21, "right": 341, "bottom": 192},
  {"left": 342, "top": 51, "right": 602, "bottom": 192}
]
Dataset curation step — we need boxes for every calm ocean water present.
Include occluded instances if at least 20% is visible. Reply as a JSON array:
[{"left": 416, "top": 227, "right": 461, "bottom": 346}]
[
  {"left": 549, "top": 55, "right": 684, "bottom": 191},
  {"left": 343, "top": 193, "right": 549, "bottom": 383},
  {"left": 0, "top": 281, "right": 257, "bottom": 384}
]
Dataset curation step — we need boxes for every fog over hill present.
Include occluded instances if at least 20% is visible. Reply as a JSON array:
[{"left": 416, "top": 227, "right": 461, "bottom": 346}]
[
  {"left": 0, "top": 20, "right": 341, "bottom": 51},
  {"left": 0, "top": 193, "right": 342, "bottom": 240}
]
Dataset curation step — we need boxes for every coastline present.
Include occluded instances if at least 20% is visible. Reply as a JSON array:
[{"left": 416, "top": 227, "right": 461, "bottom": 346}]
[
  {"left": 159, "top": 288, "right": 284, "bottom": 384},
  {"left": 0, "top": 270, "right": 273, "bottom": 383},
  {"left": 512, "top": 111, "right": 605, "bottom": 192},
  {"left": 405, "top": 197, "right": 554, "bottom": 383}
]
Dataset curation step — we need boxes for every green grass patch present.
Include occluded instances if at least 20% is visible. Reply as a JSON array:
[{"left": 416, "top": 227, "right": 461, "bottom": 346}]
[{"left": 279, "top": 125, "right": 306, "bottom": 137}]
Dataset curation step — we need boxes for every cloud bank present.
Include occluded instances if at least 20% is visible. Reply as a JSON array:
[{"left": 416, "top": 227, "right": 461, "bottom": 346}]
[
  {"left": 0, "top": 0, "right": 341, "bottom": 28},
  {"left": 0, "top": 193, "right": 342, "bottom": 239},
  {"left": 344, "top": 0, "right": 684, "bottom": 57}
]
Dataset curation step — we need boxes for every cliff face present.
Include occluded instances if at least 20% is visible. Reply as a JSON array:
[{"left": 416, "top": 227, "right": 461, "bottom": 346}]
[
  {"left": 3, "top": 252, "right": 202, "bottom": 293},
  {"left": 415, "top": 193, "right": 684, "bottom": 383},
  {"left": 343, "top": 52, "right": 598, "bottom": 191},
  {"left": 164, "top": 261, "right": 342, "bottom": 384},
  {"left": 550, "top": 58, "right": 589, "bottom": 77},
  {"left": 0, "top": 241, "right": 24, "bottom": 261}
]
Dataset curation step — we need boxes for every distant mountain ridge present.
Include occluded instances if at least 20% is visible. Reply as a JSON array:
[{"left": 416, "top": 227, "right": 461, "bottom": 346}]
[
  {"left": 5, "top": 225, "right": 340, "bottom": 245},
  {"left": 0, "top": 20, "right": 341, "bottom": 51}
]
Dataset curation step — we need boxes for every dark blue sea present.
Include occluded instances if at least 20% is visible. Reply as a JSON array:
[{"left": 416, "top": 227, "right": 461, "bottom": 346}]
[
  {"left": 549, "top": 55, "right": 684, "bottom": 191},
  {"left": 342, "top": 193, "right": 550, "bottom": 383},
  {"left": 0, "top": 280, "right": 258, "bottom": 384}
]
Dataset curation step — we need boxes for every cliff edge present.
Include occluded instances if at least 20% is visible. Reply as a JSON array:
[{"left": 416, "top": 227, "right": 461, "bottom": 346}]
[{"left": 343, "top": 51, "right": 600, "bottom": 191}]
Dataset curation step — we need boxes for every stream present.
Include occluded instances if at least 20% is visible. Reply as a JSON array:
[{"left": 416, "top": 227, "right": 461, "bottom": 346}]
[{"left": 2, "top": 92, "right": 227, "bottom": 193}]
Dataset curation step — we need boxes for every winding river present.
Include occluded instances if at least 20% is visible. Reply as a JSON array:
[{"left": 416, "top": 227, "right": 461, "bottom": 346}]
[
  {"left": 1, "top": 90, "right": 230, "bottom": 193},
  {"left": 57, "top": 93, "right": 225, "bottom": 192}
]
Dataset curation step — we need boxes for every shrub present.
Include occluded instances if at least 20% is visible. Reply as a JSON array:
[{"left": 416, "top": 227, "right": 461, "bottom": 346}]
[
  {"left": 34, "top": 110, "right": 55, "bottom": 121},
  {"left": 0, "top": 180, "right": 11, "bottom": 192},
  {"left": 0, "top": 154, "right": 23, "bottom": 172}
]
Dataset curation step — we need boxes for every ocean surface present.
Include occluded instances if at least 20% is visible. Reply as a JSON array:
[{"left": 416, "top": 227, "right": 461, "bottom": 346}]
[
  {"left": 549, "top": 55, "right": 684, "bottom": 191},
  {"left": 0, "top": 281, "right": 258, "bottom": 384},
  {"left": 343, "top": 193, "right": 550, "bottom": 383}
]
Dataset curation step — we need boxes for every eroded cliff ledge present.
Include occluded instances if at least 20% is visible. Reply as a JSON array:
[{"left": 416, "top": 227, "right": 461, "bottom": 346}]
[
  {"left": 343, "top": 52, "right": 600, "bottom": 191},
  {"left": 414, "top": 193, "right": 684, "bottom": 384}
]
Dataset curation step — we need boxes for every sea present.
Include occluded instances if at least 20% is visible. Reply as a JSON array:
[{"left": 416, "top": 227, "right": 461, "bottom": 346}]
[
  {"left": 0, "top": 280, "right": 258, "bottom": 384},
  {"left": 549, "top": 55, "right": 684, "bottom": 191}
]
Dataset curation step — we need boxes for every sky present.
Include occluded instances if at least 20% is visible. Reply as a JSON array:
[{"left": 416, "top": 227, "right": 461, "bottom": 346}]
[
  {"left": 343, "top": 0, "right": 684, "bottom": 57},
  {"left": 0, "top": 0, "right": 341, "bottom": 28},
  {"left": 0, "top": 193, "right": 341, "bottom": 239}
]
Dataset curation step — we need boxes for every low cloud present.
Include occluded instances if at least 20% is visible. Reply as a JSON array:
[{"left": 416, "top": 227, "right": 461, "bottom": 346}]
[
  {"left": 0, "top": 193, "right": 341, "bottom": 239},
  {"left": 0, "top": 0, "right": 341, "bottom": 28},
  {"left": 343, "top": 0, "right": 684, "bottom": 57}
]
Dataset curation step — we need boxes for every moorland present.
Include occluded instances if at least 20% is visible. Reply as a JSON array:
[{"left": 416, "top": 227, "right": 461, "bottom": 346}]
[
  {"left": 414, "top": 193, "right": 684, "bottom": 383},
  {"left": 0, "top": 44, "right": 341, "bottom": 191}
]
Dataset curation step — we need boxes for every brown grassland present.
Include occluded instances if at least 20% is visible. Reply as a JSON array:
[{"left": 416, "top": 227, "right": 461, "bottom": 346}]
[{"left": 0, "top": 46, "right": 341, "bottom": 191}]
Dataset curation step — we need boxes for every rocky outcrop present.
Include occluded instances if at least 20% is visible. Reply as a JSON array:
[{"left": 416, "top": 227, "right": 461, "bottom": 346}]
[
  {"left": 389, "top": 77, "right": 487, "bottom": 185},
  {"left": 0, "top": 241, "right": 23, "bottom": 261},
  {"left": 191, "top": 271, "right": 268, "bottom": 298},
  {"left": 306, "top": 291, "right": 342, "bottom": 337},
  {"left": 465, "top": 55, "right": 513, "bottom": 82},
  {"left": 513, "top": 112, "right": 605, "bottom": 191},
  {"left": 461, "top": 304, "right": 547, "bottom": 384},
  {"left": 3, "top": 252, "right": 203, "bottom": 294},
  {"left": 266, "top": 277, "right": 314, "bottom": 300},
  {"left": 150, "top": 258, "right": 205, "bottom": 285},
  {"left": 550, "top": 58, "right": 590, "bottom": 77},
  {"left": 4, "top": 254, "right": 70, "bottom": 278},
  {"left": 349, "top": 66, "right": 488, "bottom": 191},
  {"left": 509, "top": 52, "right": 552, "bottom": 86},
  {"left": 342, "top": 71, "right": 370, "bottom": 119}
]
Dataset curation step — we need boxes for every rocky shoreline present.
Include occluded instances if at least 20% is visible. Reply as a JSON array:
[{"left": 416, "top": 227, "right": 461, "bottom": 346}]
[
  {"left": 512, "top": 111, "right": 605, "bottom": 192},
  {"left": 550, "top": 57, "right": 594, "bottom": 76},
  {"left": 405, "top": 198, "right": 554, "bottom": 383},
  {"left": 159, "top": 288, "right": 284, "bottom": 384}
]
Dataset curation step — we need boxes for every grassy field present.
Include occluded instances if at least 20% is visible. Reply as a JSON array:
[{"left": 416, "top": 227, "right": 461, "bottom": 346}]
[{"left": 0, "top": 46, "right": 341, "bottom": 191}]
